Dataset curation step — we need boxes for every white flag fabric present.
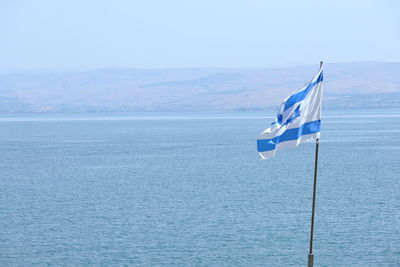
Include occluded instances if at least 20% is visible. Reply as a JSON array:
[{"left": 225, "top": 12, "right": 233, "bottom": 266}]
[{"left": 257, "top": 64, "right": 323, "bottom": 159}]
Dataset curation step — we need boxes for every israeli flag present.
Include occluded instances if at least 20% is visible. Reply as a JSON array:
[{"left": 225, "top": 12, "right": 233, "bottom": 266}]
[{"left": 257, "top": 64, "right": 323, "bottom": 159}]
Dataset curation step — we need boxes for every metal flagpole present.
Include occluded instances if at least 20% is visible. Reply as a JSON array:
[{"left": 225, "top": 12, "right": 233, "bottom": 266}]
[
  {"left": 307, "top": 138, "right": 320, "bottom": 267},
  {"left": 307, "top": 61, "right": 323, "bottom": 267}
]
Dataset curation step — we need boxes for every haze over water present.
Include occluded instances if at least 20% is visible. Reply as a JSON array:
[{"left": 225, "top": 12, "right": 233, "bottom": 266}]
[{"left": 1, "top": 109, "right": 399, "bottom": 266}]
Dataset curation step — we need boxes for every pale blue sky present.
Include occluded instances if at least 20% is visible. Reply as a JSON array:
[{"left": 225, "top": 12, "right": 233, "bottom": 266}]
[{"left": 0, "top": 0, "right": 399, "bottom": 70}]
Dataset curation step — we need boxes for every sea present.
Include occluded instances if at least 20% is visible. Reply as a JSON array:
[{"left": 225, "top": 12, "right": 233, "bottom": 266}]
[{"left": 0, "top": 109, "right": 399, "bottom": 266}]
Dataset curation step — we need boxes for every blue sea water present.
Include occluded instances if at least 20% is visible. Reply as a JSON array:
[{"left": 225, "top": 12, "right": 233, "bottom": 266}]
[{"left": 0, "top": 110, "right": 399, "bottom": 266}]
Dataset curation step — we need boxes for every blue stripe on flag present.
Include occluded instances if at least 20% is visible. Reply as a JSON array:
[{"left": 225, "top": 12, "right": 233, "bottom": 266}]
[
  {"left": 257, "top": 120, "right": 321, "bottom": 152},
  {"left": 283, "top": 72, "right": 323, "bottom": 111}
]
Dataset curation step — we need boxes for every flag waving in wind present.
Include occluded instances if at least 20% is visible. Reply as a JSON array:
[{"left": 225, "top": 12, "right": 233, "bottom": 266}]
[{"left": 257, "top": 64, "right": 323, "bottom": 159}]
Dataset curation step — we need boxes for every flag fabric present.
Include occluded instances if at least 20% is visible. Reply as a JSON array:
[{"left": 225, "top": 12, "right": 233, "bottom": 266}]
[{"left": 257, "top": 64, "right": 323, "bottom": 159}]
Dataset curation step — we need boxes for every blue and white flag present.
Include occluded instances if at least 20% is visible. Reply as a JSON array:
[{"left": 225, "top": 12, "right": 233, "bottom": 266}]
[{"left": 257, "top": 64, "right": 323, "bottom": 159}]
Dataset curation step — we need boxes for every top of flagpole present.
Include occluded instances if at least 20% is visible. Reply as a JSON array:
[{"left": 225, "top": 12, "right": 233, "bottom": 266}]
[{"left": 320, "top": 61, "right": 323, "bottom": 67}]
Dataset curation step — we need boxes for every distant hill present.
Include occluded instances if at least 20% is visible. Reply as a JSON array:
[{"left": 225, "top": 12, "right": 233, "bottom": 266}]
[{"left": 0, "top": 62, "right": 399, "bottom": 112}]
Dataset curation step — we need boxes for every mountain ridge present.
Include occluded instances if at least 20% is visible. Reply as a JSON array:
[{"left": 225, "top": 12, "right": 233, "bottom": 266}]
[{"left": 0, "top": 62, "right": 399, "bottom": 112}]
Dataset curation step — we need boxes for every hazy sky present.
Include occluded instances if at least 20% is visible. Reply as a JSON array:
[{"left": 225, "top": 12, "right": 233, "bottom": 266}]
[{"left": 0, "top": 0, "right": 399, "bottom": 70}]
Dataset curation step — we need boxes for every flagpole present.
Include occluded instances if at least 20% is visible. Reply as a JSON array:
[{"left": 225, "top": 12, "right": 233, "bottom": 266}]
[{"left": 307, "top": 61, "right": 323, "bottom": 267}]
